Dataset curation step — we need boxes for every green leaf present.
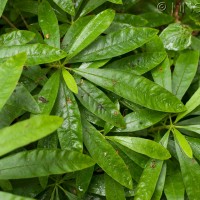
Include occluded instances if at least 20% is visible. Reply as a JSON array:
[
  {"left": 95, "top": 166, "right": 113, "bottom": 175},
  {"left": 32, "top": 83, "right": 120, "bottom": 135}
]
[
  {"left": 104, "top": 13, "right": 147, "bottom": 34},
  {"left": 173, "top": 128, "right": 193, "bottom": 158},
  {"left": 176, "top": 125, "right": 200, "bottom": 134},
  {"left": 0, "top": 53, "right": 26, "bottom": 110},
  {"left": 53, "top": 0, "right": 75, "bottom": 16},
  {"left": 175, "top": 140, "right": 200, "bottom": 200},
  {"left": 73, "top": 68, "right": 186, "bottom": 113},
  {"left": 62, "top": 68, "right": 78, "bottom": 94},
  {"left": 0, "top": 115, "right": 63, "bottom": 156},
  {"left": 106, "top": 52, "right": 166, "bottom": 75},
  {"left": 55, "top": 78, "right": 82, "bottom": 152},
  {"left": 0, "top": 30, "right": 35, "bottom": 46},
  {"left": 140, "top": 12, "right": 173, "bottom": 27},
  {"left": 160, "top": 23, "right": 192, "bottom": 51},
  {"left": 164, "top": 160, "right": 185, "bottom": 200},
  {"left": 0, "top": 191, "right": 34, "bottom": 200},
  {"left": 186, "top": 136, "right": 200, "bottom": 161},
  {"left": 108, "top": 0, "right": 122, "bottom": 4},
  {"left": 38, "top": 70, "right": 60, "bottom": 114},
  {"left": 62, "top": 9, "right": 115, "bottom": 61},
  {"left": 105, "top": 174, "right": 126, "bottom": 200},
  {"left": 0, "top": 0, "right": 8, "bottom": 17},
  {"left": 76, "top": 166, "right": 94, "bottom": 198},
  {"left": 176, "top": 87, "right": 200, "bottom": 122},
  {"left": 152, "top": 162, "right": 167, "bottom": 200},
  {"left": 7, "top": 83, "right": 41, "bottom": 114},
  {"left": 152, "top": 56, "right": 172, "bottom": 92},
  {"left": 172, "top": 50, "right": 199, "bottom": 99},
  {"left": 75, "top": 77, "right": 125, "bottom": 128},
  {"left": 70, "top": 27, "right": 158, "bottom": 62},
  {"left": 134, "top": 131, "right": 169, "bottom": 200},
  {"left": 113, "top": 108, "right": 166, "bottom": 132},
  {"left": 82, "top": 119, "right": 133, "bottom": 189},
  {"left": 0, "top": 149, "right": 95, "bottom": 179},
  {"left": 185, "top": 0, "right": 200, "bottom": 12},
  {"left": 107, "top": 136, "right": 171, "bottom": 160},
  {"left": 38, "top": 0, "right": 60, "bottom": 48},
  {"left": 0, "top": 44, "right": 67, "bottom": 66}
]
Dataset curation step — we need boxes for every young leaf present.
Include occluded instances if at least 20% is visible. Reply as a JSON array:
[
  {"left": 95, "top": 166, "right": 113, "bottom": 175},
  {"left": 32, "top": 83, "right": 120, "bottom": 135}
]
[
  {"left": 176, "top": 87, "right": 200, "bottom": 122},
  {"left": 53, "top": 0, "right": 75, "bottom": 16},
  {"left": 105, "top": 173, "right": 126, "bottom": 200},
  {"left": 172, "top": 50, "right": 199, "bottom": 99},
  {"left": 175, "top": 140, "right": 200, "bottom": 200},
  {"left": 0, "top": 53, "right": 26, "bottom": 110},
  {"left": 134, "top": 131, "right": 169, "bottom": 200},
  {"left": 113, "top": 109, "right": 166, "bottom": 132},
  {"left": 0, "top": 191, "right": 34, "bottom": 200},
  {"left": 176, "top": 125, "right": 200, "bottom": 134},
  {"left": 38, "top": 0, "right": 60, "bottom": 48},
  {"left": 73, "top": 68, "right": 186, "bottom": 113},
  {"left": 62, "top": 9, "right": 115, "bottom": 61},
  {"left": 38, "top": 70, "right": 60, "bottom": 114},
  {"left": 152, "top": 56, "right": 172, "bottom": 92},
  {"left": 82, "top": 119, "right": 133, "bottom": 189},
  {"left": 107, "top": 136, "right": 171, "bottom": 160},
  {"left": 160, "top": 23, "right": 192, "bottom": 51},
  {"left": 164, "top": 160, "right": 185, "bottom": 200},
  {"left": 0, "top": 115, "right": 63, "bottom": 156},
  {"left": 0, "top": 149, "right": 95, "bottom": 179},
  {"left": 0, "top": 30, "right": 35, "bottom": 46},
  {"left": 75, "top": 78, "right": 125, "bottom": 128},
  {"left": 55, "top": 78, "right": 82, "bottom": 152},
  {"left": 70, "top": 27, "right": 158, "bottom": 62},
  {"left": 7, "top": 83, "right": 41, "bottom": 114},
  {"left": 0, "top": 44, "right": 67, "bottom": 65},
  {"left": 62, "top": 68, "right": 78, "bottom": 94},
  {"left": 173, "top": 128, "right": 193, "bottom": 158},
  {"left": 0, "top": 0, "right": 8, "bottom": 17}
]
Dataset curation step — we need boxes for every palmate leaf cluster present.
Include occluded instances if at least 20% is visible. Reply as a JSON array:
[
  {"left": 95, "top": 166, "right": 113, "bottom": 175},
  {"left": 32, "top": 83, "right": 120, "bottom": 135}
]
[{"left": 0, "top": 0, "right": 200, "bottom": 199}]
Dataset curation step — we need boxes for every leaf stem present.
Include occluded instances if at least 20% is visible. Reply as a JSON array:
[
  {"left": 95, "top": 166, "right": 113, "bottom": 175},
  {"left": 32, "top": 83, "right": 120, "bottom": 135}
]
[{"left": 1, "top": 15, "right": 17, "bottom": 29}]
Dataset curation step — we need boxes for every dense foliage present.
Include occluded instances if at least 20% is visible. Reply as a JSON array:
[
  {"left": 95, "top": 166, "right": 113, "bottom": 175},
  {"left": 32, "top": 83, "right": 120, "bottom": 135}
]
[{"left": 0, "top": 0, "right": 200, "bottom": 199}]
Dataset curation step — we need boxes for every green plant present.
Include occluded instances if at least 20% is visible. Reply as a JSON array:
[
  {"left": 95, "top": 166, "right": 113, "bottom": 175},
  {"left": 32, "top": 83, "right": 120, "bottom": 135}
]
[{"left": 0, "top": 0, "right": 200, "bottom": 199}]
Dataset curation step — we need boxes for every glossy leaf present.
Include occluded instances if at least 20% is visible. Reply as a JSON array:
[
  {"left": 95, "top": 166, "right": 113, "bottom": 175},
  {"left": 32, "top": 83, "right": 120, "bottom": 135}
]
[
  {"left": 53, "top": 0, "right": 75, "bottom": 16},
  {"left": 175, "top": 140, "right": 200, "bottom": 200},
  {"left": 62, "top": 9, "right": 115, "bottom": 61},
  {"left": 105, "top": 174, "right": 126, "bottom": 200},
  {"left": 152, "top": 56, "right": 172, "bottom": 92},
  {"left": 176, "top": 87, "right": 200, "bottom": 122},
  {"left": 55, "top": 78, "right": 82, "bottom": 152},
  {"left": 79, "top": 59, "right": 110, "bottom": 69},
  {"left": 105, "top": 13, "right": 147, "bottom": 34},
  {"left": 113, "top": 108, "right": 166, "bottom": 132},
  {"left": 38, "top": 0, "right": 60, "bottom": 48},
  {"left": 176, "top": 125, "right": 200, "bottom": 134},
  {"left": 82, "top": 119, "right": 133, "bottom": 189},
  {"left": 173, "top": 128, "right": 193, "bottom": 158},
  {"left": 0, "top": 0, "right": 8, "bottom": 16},
  {"left": 0, "top": 44, "right": 67, "bottom": 65},
  {"left": 75, "top": 78, "right": 125, "bottom": 128},
  {"left": 0, "top": 191, "right": 34, "bottom": 200},
  {"left": 38, "top": 70, "right": 60, "bottom": 114},
  {"left": 160, "top": 23, "right": 192, "bottom": 51},
  {"left": 164, "top": 160, "right": 185, "bottom": 200},
  {"left": 0, "top": 115, "right": 63, "bottom": 156},
  {"left": 134, "top": 131, "right": 169, "bottom": 200},
  {"left": 0, "top": 30, "right": 35, "bottom": 46},
  {"left": 0, "top": 149, "right": 95, "bottom": 179},
  {"left": 107, "top": 136, "right": 171, "bottom": 160},
  {"left": 73, "top": 68, "right": 186, "bottom": 113},
  {"left": 186, "top": 136, "right": 200, "bottom": 161},
  {"left": 0, "top": 53, "right": 26, "bottom": 110},
  {"left": 70, "top": 27, "right": 158, "bottom": 62},
  {"left": 62, "top": 68, "right": 78, "bottom": 94},
  {"left": 172, "top": 50, "right": 199, "bottom": 99},
  {"left": 106, "top": 52, "right": 166, "bottom": 75},
  {"left": 7, "top": 83, "right": 40, "bottom": 114}
]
